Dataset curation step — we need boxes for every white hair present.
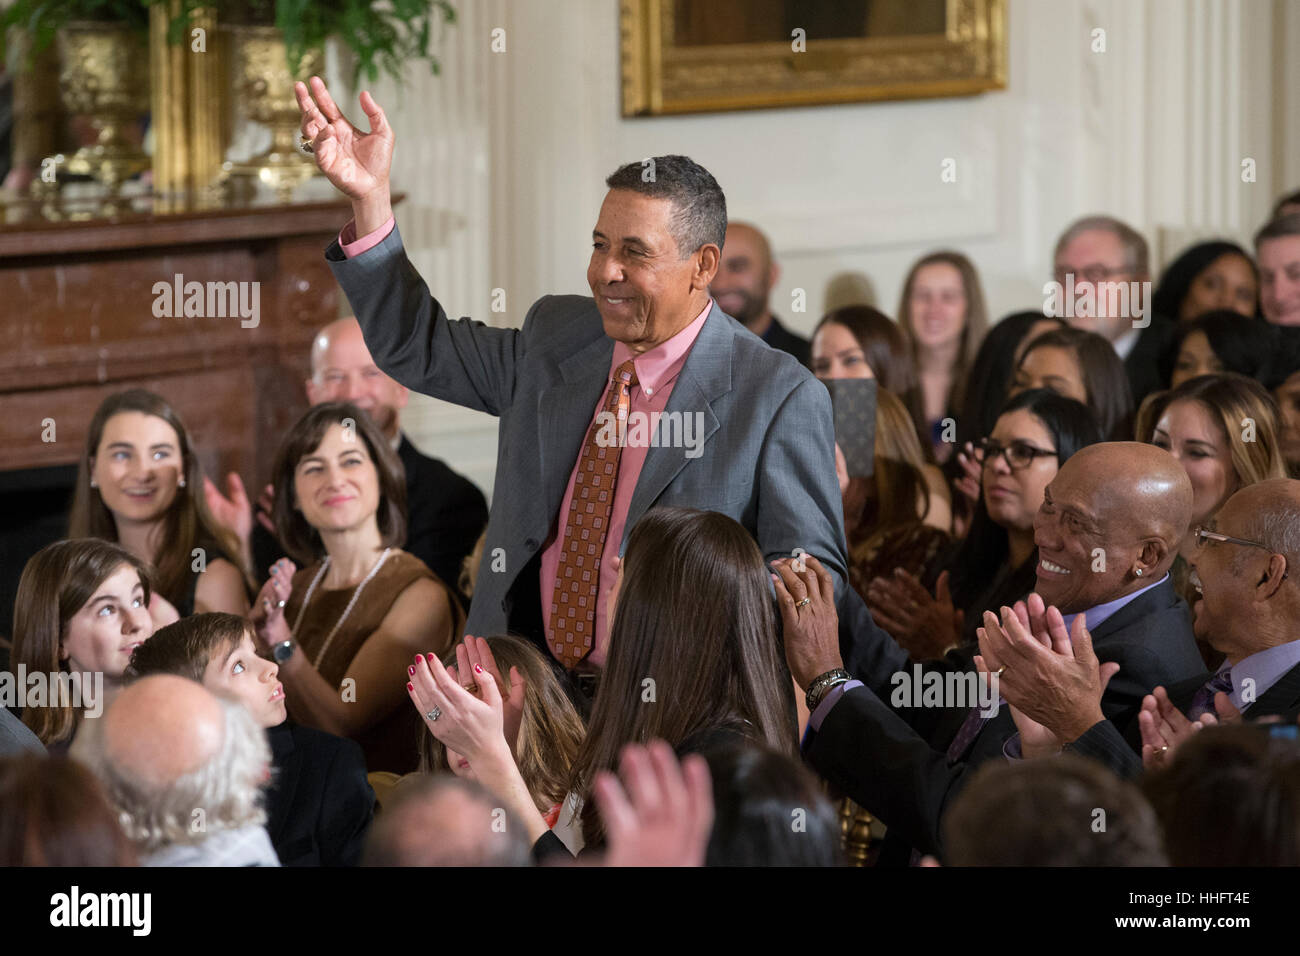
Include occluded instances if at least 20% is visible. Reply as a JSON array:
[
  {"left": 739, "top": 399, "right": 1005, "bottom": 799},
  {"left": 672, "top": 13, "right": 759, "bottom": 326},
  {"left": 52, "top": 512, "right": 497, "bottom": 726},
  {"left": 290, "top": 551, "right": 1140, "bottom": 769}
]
[{"left": 74, "top": 695, "right": 270, "bottom": 852}]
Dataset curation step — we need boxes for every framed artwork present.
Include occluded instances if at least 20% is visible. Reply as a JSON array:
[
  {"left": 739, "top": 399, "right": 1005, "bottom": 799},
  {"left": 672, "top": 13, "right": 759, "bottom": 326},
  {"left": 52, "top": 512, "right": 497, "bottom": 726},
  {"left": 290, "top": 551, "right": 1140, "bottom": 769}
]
[{"left": 620, "top": 0, "right": 1006, "bottom": 116}]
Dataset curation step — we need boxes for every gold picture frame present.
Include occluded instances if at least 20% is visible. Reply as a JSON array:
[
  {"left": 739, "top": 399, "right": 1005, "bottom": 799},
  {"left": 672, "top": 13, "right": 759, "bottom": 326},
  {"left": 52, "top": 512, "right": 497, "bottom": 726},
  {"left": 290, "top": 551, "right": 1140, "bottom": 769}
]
[{"left": 620, "top": 0, "right": 1007, "bottom": 116}]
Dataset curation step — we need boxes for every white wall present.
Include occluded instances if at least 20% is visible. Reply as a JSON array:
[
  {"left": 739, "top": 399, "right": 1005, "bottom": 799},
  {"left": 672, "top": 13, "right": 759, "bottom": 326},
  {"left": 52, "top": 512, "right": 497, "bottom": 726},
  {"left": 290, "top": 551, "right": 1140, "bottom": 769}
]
[{"left": 360, "top": 0, "right": 1297, "bottom": 501}]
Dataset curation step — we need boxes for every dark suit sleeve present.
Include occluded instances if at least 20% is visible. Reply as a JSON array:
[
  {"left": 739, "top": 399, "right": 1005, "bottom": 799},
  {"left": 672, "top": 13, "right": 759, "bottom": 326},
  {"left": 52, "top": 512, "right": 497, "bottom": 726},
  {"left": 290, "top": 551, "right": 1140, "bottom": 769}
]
[
  {"left": 757, "top": 375, "right": 850, "bottom": 602},
  {"left": 316, "top": 737, "right": 376, "bottom": 867},
  {"left": 804, "top": 684, "right": 970, "bottom": 856},
  {"left": 1065, "top": 720, "right": 1144, "bottom": 780},
  {"left": 326, "top": 225, "right": 527, "bottom": 417}
]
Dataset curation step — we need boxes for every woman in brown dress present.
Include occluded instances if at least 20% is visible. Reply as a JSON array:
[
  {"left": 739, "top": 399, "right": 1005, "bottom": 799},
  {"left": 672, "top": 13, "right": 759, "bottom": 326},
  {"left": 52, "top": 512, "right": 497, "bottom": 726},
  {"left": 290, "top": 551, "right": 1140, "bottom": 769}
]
[{"left": 250, "top": 402, "right": 462, "bottom": 773}]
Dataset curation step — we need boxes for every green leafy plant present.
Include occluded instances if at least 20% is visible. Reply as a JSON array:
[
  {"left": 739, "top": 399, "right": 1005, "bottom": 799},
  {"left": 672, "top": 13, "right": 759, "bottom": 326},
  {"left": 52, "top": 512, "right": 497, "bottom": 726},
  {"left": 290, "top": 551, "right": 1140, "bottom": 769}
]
[
  {"left": 146, "top": 0, "right": 456, "bottom": 87},
  {"left": 0, "top": 0, "right": 151, "bottom": 68}
]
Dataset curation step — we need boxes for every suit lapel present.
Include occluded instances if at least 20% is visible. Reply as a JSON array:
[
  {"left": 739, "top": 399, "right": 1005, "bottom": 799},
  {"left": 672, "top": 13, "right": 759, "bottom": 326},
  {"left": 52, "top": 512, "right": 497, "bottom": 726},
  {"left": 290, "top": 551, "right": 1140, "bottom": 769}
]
[
  {"left": 538, "top": 335, "right": 614, "bottom": 527},
  {"left": 622, "top": 306, "right": 731, "bottom": 543},
  {"left": 267, "top": 724, "right": 300, "bottom": 843},
  {"left": 1084, "top": 578, "right": 1177, "bottom": 647}
]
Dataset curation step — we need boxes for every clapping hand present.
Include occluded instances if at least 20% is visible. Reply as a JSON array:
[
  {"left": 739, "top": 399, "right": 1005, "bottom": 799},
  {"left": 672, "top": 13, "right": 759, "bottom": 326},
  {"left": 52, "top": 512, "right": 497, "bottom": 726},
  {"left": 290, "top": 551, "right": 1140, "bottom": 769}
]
[
  {"left": 295, "top": 76, "right": 393, "bottom": 202},
  {"left": 594, "top": 740, "right": 714, "bottom": 868},
  {"left": 408, "top": 644, "right": 511, "bottom": 769},
  {"left": 866, "top": 568, "right": 962, "bottom": 659},
  {"left": 449, "top": 635, "right": 527, "bottom": 757},
  {"left": 203, "top": 472, "right": 253, "bottom": 544},
  {"left": 251, "top": 558, "right": 296, "bottom": 651},
  {"left": 1139, "top": 686, "right": 1239, "bottom": 770}
]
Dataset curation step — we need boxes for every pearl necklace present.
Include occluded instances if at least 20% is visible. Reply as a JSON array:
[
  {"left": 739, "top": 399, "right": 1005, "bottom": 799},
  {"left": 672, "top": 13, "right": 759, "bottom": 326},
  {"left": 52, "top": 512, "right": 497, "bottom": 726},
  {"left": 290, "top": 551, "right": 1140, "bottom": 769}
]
[{"left": 291, "top": 548, "right": 393, "bottom": 669}]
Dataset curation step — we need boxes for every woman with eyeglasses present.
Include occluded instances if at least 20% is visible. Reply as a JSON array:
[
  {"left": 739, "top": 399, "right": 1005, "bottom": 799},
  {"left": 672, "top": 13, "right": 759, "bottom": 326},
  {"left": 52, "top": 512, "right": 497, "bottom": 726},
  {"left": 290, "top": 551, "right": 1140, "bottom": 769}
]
[
  {"left": 1137, "top": 373, "right": 1287, "bottom": 664},
  {"left": 866, "top": 389, "right": 1102, "bottom": 659}
]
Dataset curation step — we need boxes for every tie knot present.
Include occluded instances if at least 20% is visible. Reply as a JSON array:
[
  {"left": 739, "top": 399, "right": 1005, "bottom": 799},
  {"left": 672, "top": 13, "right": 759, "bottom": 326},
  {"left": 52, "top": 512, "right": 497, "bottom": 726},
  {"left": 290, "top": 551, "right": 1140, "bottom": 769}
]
[
  {"left": 1211, "top": 668, "right": 1233, "bottom": 692},
  {"left": 614, "top": 360, "right": 638, "bottom": 388}
]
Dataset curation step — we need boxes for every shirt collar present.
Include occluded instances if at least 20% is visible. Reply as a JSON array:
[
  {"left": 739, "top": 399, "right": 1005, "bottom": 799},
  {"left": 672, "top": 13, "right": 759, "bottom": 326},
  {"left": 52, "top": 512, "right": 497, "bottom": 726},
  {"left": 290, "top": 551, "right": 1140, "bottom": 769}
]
[
  {"left": 609, "top": 298, "right": 713, "bottom": 397},
  {"left": 1112, "top": 327, "right": 1141, "bottom": 360},
  {"left": 1227, "top": 640, "right": 1300, "bottom": 711},
  {"left": 1061, "top": 573, "right": 1168, "bottom": 634}
]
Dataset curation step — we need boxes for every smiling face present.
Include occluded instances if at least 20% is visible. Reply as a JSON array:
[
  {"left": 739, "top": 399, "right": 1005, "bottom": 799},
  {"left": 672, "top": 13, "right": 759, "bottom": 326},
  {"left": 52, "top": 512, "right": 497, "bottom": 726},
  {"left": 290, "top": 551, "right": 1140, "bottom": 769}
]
[
  {"left": 711, "top": 223, "right": 776, "bottom": 325},
  {"left": 60, "top": 563, "right": 153, "bottom": 678},
  {"left": 1259, "top": 235, "right": 1300, "bottom": 326},
  {"left": 1012, "top": 345, "right": 1088, "bottom": 404},
  {"left": 1033, "top": 464, "right": 1141, "bottom": 614},
  {"left": 908, "top": 262, "right": 967, "bottom": 351},
  {"left": 1181, "top": 253, "right": 1258, "bottom": 320},
  {"left": 1170, "top": 331, "right": 1223, "bottom": 388},
  {"left": 306, "top": 321, "right": 408, "bottom": 439},
  {"left": 1150, "top": 399, "right": 1238, "bottom": 529},
  {"left": 91, "top": 412, "right": 184, "bottom": 525},
  {"left": 203, "top": 628, "right": 285, "bottom": 728},
  {"left": 292, "top": 423, "right": 382, "bottom": 535},
  {"left": 587, "top": 189, "right": 718, "bottom": 353},
  {"left": 982, "top": 409, "right": 1059, "bottom": 534},
  {"left": 811, "top": 322, "right": 876, "bottom": 381}
]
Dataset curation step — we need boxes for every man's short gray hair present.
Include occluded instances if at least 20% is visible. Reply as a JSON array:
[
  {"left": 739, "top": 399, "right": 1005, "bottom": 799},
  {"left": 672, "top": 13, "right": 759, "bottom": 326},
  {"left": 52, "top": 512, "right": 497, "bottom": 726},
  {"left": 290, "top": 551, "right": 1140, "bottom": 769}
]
[
  {"left": 1055, "top": 215, "right": 1150, "bottom": 277},
  {"left": 74, "top": 695, "right": 270, "bottom": 852},
  {"left": 1233, "top": 493, "right": 1300, "bottom": 579},
  {"left": 604, "top": 154, "right": 727, "bottom": 259},
  {"left": 363, "top": 775, "right": 532, "bottom": 866}
]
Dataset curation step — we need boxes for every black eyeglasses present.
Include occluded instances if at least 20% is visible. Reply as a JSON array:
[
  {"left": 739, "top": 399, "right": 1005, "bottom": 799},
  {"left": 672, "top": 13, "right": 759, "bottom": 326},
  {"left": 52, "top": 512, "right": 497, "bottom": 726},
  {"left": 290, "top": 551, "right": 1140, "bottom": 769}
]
[{"left": 975, "top": 438, "right": 1058, "bottom": 471}]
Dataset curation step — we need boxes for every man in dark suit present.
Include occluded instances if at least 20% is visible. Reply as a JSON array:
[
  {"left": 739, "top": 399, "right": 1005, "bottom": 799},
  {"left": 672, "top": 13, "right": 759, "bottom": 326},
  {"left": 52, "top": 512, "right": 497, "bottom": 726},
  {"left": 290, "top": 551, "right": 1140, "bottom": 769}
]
[
  {"left": 1052, "top": 215, "right": 1173, "bottom": 404},
  {"left": 774, "top": 442, "right": 1204, "bottom": 860},
  {"left": 710, "top": 221, "right": 811, "bottom": 367},
  {"left": 1005, "top": 478, "right": 1300, "bottom": 779},
  {"left": 295, "top": 78, "right": 848, "bottom": 702},
  {"left": 205, "top": 317, "right": 489, "bottom": 611}
]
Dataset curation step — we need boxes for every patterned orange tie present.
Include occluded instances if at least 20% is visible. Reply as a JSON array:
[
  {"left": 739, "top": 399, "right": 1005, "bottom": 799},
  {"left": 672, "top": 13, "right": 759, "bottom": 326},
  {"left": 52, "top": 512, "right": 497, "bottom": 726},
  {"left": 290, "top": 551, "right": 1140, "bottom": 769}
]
[{"left": 549, "top": 359, "right": 638, "bottom": 669}]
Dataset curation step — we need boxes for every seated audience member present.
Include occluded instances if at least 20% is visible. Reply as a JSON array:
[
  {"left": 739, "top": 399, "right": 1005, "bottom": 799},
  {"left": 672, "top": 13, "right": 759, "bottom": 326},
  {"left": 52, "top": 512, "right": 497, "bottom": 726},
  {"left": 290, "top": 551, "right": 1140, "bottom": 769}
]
[
  {"left": 867, "top": 390, "right": 1101, "bottom": 659},
  {"left": 693, "top": 741, "right": 843, "bottom": 867},
  {"left": 71, "top": 674, "right": 279, "bottom": 866},
  {"left": 1137, "top": 373, "right": 1286, "bottom": 637},
  {"left": 418, "top": 635, "right": 585, "bottom": 848},
  {"left": 711, "top": 221, "right": 811, "bottom": 366},
  {"left": 811, "top": 304, "right": 927, "bottom": 451},
  {"left": 205, "top": 317, "right": 488, "bottom": 611},
  {"left": 774, "top": 442, "right": 1205, "bottom": 860},
  {"left": 1005, "top": 480, "right": 1300, "bottom": 780},
  {"left": 69, "top": 389, "right": 250, "bottom": 617},
  {"left": 128, "top": 612, "right": 374, "bottom": 866},
  {"left": 1052, "top": 215, "right": 1174, "bottom": 403},
  {"left": 835, "top": 389, "right": 951, "bottom": 599},
  {"left": 1167, "top": 310, "right": 1275, "bottom": 387},
  {"left": 362, "top": 775, "right": 531, "bottom": 867},
  {"left": 1256, "top": 213, "right": 1300, "bottom": 327},
  {"left": 252, "top": 401, "right": 462, "bottom": 774},
  {"left": 10, "top": 539, "right": 154, "bottom": 751},
  {"left": 939, "top": 754, "right": 1167, "bottom": 866},
  {"left": 896, "top": 251, "right": 989, "bottom": 463},
  {"left": 950, "top": 311, "right": 1067, "bottom": 521},
  {"left": 1152, "top": 239, "right": 1259, "bottom": 321},
  {"left": 1264, "top": 327, "right": 1300, "bottom": 476},
  {"left": 0, "top": 753, "right": 138, "bottom": 866},
  {"left": 1010, "top": 327, "right": 1134, "bottom": 440},
  {"left": 1143, "top": 723, "right": 1300, "bottom": 866},
  {"left": 411, "top": 507, "right": 796, "bottom": 855}
]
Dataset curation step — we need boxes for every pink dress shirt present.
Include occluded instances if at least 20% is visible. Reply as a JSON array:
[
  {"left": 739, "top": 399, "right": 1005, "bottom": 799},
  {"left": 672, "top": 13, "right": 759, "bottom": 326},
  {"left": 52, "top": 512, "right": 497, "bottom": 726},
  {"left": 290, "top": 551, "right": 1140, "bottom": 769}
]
[{"left": 340, "top": 216, "right": 713, "bottom": 668}]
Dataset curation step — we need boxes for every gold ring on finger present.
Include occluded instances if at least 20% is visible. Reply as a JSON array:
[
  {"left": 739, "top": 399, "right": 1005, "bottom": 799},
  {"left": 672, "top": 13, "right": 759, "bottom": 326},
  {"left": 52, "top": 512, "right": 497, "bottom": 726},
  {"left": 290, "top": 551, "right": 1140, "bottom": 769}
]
[
  {"left": 795, "top": 597, "right": 811, "bottom": 609},
  {"left": 300, "top": 136, "right": 315, "bottom": 153}
]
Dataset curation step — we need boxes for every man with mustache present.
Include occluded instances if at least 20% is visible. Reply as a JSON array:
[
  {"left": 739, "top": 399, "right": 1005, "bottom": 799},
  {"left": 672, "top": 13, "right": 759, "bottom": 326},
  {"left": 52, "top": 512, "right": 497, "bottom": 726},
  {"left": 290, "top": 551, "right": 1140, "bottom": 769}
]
[
  {"left": 710, "top": 222, "right": 810, "bottom": 368},
  {"left": 774, "top": 442, "right": 1205, "bottom": 861}
]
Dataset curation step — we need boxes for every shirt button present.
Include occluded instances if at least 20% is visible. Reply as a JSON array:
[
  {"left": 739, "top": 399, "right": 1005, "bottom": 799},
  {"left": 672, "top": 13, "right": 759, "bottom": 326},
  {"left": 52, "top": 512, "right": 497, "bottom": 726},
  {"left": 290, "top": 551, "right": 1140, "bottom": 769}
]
[{"left": 644, "top": 387, "right": 653, "bottom": 396}]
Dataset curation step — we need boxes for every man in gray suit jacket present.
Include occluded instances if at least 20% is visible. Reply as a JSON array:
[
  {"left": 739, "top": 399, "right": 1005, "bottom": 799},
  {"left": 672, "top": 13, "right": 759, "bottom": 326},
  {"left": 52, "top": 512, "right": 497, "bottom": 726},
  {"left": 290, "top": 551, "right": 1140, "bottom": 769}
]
[{"left": 295, "top": 79, "right": 847, "bottom": 688}]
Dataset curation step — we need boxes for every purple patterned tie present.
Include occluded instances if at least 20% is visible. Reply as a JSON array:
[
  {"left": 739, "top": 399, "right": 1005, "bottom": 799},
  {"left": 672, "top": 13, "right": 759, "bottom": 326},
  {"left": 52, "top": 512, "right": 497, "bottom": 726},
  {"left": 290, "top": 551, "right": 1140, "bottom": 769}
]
[
  {"left": 1186, "top": 668, "right": 1233, "bottom": 722},
  {"left": 946, "top": 705, "right": 991, "bottom": 762}
]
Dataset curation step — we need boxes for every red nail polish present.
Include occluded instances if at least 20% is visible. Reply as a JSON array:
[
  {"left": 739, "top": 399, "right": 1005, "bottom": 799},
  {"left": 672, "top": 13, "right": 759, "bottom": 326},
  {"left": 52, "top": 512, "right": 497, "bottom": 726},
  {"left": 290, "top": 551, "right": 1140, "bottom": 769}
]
[
  {"left": 408, "top": 665, "right": 415, "bottom": 675},
  {"left": 426, "top": 653, "right": 435, "bottom": 663},
  {"left": 414, "top": 653, "right": 422, "bottom": 663},
  {"left": 406, "top": 682, "right": 414, "bottom": 692},
  {"left": 474, "top": 664, "right": 483, "bottom": 674}
]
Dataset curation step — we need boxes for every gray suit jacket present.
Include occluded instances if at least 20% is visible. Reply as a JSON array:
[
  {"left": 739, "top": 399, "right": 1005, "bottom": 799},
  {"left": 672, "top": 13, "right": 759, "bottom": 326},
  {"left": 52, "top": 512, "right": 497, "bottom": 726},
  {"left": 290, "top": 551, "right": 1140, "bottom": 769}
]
[{"left": 326, "top": 225, "right": 848, "bottom": 648}]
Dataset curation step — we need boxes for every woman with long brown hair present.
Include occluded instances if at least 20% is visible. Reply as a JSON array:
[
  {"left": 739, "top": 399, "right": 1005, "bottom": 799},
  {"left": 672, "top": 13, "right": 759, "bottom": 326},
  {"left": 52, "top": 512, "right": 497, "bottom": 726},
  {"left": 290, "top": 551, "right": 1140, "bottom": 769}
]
[
  {"left": 68, "top": 389, "right": 249, "bottom": 618},
  {"left": 10, "top": 539, "right": 154, "bottom": 749}
]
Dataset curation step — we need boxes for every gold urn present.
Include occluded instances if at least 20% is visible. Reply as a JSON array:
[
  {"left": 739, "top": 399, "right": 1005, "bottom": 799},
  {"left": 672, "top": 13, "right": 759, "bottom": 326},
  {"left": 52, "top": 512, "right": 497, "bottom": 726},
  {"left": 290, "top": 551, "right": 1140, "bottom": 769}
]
[
  {"left": 223, "top": 25, "right": 323, "bottom": 202},
  {"left": 53, "top": 22, "right": 151, "bottom": 205}
]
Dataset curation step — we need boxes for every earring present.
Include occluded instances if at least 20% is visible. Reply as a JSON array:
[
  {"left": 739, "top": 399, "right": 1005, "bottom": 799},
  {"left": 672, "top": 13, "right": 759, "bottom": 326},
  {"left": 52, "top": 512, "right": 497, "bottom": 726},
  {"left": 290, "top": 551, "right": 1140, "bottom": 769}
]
[
  {"left": 178, "top": 477, "right": 186, "bottom": 488},
  {"left": 1135, "top": 568, "right": 1143, "bottom": 577},
  {"left": 89, "top": 478, "right": 97, "bottom": 488}
]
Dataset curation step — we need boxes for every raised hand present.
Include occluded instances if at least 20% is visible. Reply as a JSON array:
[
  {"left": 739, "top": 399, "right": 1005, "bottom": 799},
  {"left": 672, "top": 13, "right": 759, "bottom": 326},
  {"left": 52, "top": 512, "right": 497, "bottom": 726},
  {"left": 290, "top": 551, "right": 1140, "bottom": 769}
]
[
  {"left": 295, "top": 76, "right": 393, "bottom": 202},
  {"left": 1138, "top": 685, "right": 1230, "bottom": 770},
  {"left": 251, "top": 558, "right": 296, "bottom": 650},
  {"left": 953, "top": 441, "right": 982, "bottom": 505},
  {"left": 594, "top": 740, "right": 714, "bottom": 868},
  {"left": 409, "top": 651, "right": 509, "bottom": 767},
  {"left": 203, "top": 472, "right": 253, "bottom": 544},
  {"left": 866, "top": 568, "right": 962, "bottom": 659},
  {"left": 454, "top": 635, "right": 527, "bottom": 756}
]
